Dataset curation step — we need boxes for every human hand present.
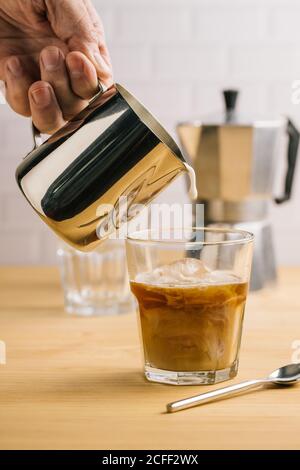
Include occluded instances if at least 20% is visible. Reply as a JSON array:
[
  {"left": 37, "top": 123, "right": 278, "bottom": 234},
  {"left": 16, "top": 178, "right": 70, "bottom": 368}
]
[{"left": 0, "top": 0, "right": 113, "bottom": 133}]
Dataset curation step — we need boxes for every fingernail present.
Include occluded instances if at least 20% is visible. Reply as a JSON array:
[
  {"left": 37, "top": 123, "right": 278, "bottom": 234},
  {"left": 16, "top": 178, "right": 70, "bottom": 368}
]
[
  {"left": 69, "top": 57, "right": 84, "bottom": 78},
  {"left": 7, "top": 57, "right": 23, "bottom": 78},
  {"left": 31, "top": 86, "right": 52, "bottom": 107},
  {"left": 94, "top": 52, "right": 111, "bottom": 73},
  {"left": 41, "top": 48, "right": 61, "bottom": 71}
]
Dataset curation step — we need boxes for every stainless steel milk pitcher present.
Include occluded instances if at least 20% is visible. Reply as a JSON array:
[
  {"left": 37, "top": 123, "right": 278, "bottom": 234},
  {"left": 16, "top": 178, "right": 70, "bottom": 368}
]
[{"left": 16, "top": 84, "right": 187, "bottom": 251}]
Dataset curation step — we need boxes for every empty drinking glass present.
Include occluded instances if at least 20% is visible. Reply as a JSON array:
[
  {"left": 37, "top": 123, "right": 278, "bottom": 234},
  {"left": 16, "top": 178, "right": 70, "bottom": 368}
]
[{"left": 58, "top": 239, "right": 134, "bottom": 316}]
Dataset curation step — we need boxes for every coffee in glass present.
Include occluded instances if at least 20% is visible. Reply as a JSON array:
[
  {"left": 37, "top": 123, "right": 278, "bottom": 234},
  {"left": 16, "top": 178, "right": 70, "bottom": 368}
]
[{"left": 126, "top": 228, "right": 253, "bottom": 385}]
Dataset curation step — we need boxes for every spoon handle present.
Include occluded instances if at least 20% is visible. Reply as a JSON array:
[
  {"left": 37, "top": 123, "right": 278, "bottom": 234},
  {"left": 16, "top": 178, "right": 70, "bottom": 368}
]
[{"left": 166, "top": 379, "right": 265, "bottom": 413}]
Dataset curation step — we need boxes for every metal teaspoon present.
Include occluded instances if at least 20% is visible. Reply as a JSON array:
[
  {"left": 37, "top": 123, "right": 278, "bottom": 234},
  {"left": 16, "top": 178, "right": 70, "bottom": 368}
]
[{"left": 166, "top": 363, "right": 300, "bottom": 413}]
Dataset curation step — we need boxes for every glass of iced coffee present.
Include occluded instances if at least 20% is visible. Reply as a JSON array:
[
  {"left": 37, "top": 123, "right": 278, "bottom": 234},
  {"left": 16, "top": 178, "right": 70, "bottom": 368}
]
[{"left": 126, "top": 228, "right": 253, "bottom": 385}]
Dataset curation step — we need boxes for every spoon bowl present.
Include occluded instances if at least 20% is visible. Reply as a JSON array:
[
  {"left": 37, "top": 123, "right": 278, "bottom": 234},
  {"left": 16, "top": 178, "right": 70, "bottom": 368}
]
[{"left": 269, "top": 363, "right": 300, "bottom": 385}]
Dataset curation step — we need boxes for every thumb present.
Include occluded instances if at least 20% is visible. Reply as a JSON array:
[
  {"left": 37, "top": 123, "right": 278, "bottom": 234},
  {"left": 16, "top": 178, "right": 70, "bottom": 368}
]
[{"left": 45, "top": 0, "right": 113, "bottom": 86}]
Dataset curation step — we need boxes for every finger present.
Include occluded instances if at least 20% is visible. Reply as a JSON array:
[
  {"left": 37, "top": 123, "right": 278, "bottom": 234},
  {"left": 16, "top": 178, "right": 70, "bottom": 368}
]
[
  {"left": 29, "top": 81, "right": 66, "bottom": 135},
  {"left": 46, "top": 0, "right": 113, "bottom": 86},
  {"left": 4, "top": 56, "right": 33, "bottom": 116},
  {"left": 40, "top": 46, "right": 88, "bottom": 121},
  {"left": 66, "top": 51, "right": 98, "bottom": 100}
]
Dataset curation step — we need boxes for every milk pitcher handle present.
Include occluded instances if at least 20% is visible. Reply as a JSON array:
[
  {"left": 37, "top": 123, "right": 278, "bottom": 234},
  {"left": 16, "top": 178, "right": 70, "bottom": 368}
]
[
  {"left": 275, "top": 118, "right": 300, "bottom": 204},
  {"left": 31, "top": 122, "right": 46, "bottom": 150}
]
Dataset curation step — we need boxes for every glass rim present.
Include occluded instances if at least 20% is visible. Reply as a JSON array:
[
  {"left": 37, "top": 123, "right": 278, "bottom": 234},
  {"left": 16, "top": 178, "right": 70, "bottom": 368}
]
[{"left": 126, "top": 227, "right": 254, "bottom": 247}]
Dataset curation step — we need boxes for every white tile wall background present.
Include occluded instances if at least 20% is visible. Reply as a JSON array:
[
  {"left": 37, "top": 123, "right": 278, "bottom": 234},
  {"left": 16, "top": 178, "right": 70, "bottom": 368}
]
[{"left": 0, "top": 0, "right": 300, "bottom": 265}]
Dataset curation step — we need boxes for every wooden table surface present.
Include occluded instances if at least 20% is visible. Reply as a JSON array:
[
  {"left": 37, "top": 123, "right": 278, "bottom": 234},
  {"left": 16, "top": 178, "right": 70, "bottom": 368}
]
[{"left": 0, "top": 266, "right": 299, "bottom": 450}]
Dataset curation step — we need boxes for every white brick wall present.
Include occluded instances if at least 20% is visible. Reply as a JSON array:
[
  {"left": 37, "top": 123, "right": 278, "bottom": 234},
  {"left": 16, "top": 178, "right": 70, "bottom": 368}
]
[
  {"left": 0, "top": 0, "right": 300, "bottom": 265},
  {"left": 117, "top": 6, "right": 192, "bottom": 44}
]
